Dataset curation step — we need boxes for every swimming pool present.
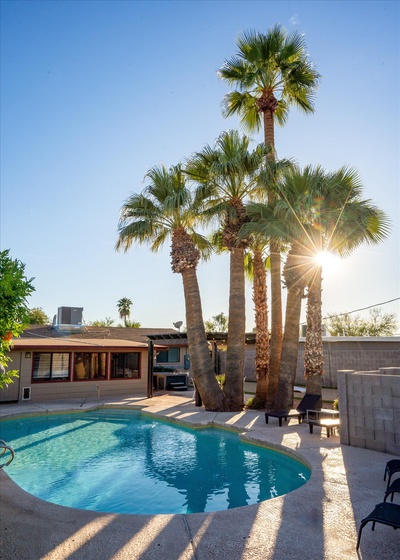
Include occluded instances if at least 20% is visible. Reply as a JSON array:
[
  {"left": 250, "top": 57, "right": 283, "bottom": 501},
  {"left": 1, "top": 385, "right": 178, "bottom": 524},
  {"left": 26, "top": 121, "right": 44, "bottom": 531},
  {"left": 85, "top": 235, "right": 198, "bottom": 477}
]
[{"left": 0, "top": 409, "right": 310, "bottom": 514}]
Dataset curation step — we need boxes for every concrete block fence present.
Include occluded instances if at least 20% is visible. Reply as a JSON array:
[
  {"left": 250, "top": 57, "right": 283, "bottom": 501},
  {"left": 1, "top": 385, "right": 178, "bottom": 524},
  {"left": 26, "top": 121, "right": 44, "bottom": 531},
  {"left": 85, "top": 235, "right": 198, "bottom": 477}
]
[
  {"left": 337, "top": 367, "right": 400, "bottom": 456},
  {"left": 221, "top": 337, "right": 400, "bottom": 388}
]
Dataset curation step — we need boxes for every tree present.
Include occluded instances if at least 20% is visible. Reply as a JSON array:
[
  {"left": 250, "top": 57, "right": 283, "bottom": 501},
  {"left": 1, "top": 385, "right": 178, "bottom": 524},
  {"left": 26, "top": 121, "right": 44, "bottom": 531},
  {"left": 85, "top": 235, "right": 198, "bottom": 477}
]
[
  {"left": 271, "top": 166, "right": 326, "bottom": 408},
  {"left": 186, "top": 130, "right": 267, "bottom": 410},
  {"left": 117, "top": 297, "right": 133, "bottom": 326},
  {"left": 204, "top": 312, "right": 229, "bottom": 332},
  {"left": 88, "top": 317, "right": 115, "bottom": 327},
  {"left": 303, "top": 169, "right": 390, "bottom": 397},
  {"left": 244, "top": 168, "right": 318, "bottom": 410},
  {"left": 244, "top": 164, "right": 390, "bottom": 408},
  {"left": 27, "top": 307, "right": 49, "bottom": 324},
  {"left": 240, "top": 157, "right": 292, "bottom": 409},
  {"left": 219, "top": 25, "right": 320, "bottom": 407},
  {"left": 326, "top": 308, "right": 398, "bottom": 337},
  {"left": 0, "top": 250, "right": 35, "bottom": 388},
  {"left": 124, "top": 319, "right": 141, "bottom": 328},
  {"left": 116, "top": 164, "right": 224, "bottom": 411}
]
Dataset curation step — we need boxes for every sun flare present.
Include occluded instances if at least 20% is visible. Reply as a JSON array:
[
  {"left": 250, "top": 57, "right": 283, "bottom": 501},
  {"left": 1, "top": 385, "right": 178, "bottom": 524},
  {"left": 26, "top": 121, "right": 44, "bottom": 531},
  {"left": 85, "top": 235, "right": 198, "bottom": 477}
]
[{"left": 314, "top": 251, "right": 340, "bottom": 277}]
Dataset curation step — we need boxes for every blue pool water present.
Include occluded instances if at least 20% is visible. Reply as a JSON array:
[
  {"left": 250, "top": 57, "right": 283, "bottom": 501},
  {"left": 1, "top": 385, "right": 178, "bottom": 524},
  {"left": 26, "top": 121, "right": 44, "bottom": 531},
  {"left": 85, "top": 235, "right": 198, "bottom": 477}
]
[{"left": 0, "top": 409, "right": 310, "bottom": 514}]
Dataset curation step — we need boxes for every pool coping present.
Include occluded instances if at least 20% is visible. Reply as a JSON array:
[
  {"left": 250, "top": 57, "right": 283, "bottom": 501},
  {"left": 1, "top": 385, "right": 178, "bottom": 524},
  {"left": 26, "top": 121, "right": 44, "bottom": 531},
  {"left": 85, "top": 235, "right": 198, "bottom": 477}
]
[{"left": 1, "top": 392, "right": 399, "bottom": 559}]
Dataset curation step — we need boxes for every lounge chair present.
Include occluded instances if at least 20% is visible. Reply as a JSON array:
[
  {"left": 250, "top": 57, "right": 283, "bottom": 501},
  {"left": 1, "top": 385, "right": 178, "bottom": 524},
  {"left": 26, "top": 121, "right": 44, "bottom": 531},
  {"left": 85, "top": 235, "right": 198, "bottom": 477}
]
[
  {"left": 384, "top": 459, "right": 400, "bottom": 490},
  {"left": 265, "top": 393, "right": 321, "bottom": 426},
  {"left": 384, "top": 478, "right": 400, "bottom": 503},
  {"left": 356, "top": 502, "right": 400, "bottom": 550}
]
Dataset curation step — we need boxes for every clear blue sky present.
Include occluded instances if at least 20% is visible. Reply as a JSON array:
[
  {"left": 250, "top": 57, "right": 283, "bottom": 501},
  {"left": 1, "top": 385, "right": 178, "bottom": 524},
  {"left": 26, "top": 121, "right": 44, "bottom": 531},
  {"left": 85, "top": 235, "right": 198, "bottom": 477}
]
[{"left": 1, "top": 0, "right": 399, "bottom": 332}]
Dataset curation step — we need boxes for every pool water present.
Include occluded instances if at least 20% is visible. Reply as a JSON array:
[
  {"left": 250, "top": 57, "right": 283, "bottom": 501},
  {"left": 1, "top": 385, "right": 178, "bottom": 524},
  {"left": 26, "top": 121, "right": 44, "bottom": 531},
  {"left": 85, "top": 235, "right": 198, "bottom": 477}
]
[{"left": 0, "top": 409, "right": 310, "bottom": 514}]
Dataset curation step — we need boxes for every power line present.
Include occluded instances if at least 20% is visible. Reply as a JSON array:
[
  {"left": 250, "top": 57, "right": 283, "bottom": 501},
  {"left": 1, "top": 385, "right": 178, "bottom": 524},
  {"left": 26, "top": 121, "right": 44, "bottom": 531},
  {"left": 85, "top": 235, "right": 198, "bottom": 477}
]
[{"left": 323, "top": 297, "right": 400, "bottom": 319}]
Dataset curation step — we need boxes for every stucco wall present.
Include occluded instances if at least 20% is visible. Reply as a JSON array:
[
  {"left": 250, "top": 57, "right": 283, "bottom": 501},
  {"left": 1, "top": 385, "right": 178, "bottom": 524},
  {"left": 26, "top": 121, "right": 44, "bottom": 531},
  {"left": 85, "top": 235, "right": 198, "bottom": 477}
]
[
  {"left": 337, "top": 367, "right": 400, "bottom": 456},
  {"left": 1, "top": 349, "right": 149, "bottom": 403}
]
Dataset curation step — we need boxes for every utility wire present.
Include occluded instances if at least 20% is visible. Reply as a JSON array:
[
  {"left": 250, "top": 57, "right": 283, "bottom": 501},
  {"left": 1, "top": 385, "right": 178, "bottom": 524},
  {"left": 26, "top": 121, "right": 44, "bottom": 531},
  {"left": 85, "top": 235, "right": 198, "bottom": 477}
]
[{"left": 323, "top": 297, "right": 400, "bottom": 319}]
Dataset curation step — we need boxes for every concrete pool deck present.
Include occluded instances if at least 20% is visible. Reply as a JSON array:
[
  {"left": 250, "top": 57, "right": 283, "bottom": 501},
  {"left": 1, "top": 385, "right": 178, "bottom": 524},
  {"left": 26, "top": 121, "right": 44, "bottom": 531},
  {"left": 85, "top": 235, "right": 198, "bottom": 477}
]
[{"left": 0, "top": 391, "right": 399, "bottom": 560}]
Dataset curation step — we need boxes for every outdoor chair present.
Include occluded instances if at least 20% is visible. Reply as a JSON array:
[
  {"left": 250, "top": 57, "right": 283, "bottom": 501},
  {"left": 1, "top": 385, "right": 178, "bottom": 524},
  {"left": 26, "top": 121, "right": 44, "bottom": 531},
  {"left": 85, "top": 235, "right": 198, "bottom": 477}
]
[
  {"left": 384, "top": 459, "right": 400, "bottom": 490},
  {"left": 384, "top": 478, "right": 400, "bottom": 503},
  {"left": 356, "top": 502, "right": 400, "bottom": 550},
  {"left": 265, "top": 393, "right": 321, "bottom": 426}
]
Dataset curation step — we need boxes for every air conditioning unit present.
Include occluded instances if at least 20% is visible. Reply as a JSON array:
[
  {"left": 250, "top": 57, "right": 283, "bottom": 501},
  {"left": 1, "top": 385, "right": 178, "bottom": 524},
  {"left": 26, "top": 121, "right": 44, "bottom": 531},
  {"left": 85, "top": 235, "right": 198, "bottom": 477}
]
[
  {"left": 57, "top": 307, "right": 83, "bottom": 325},
  {"left": 22, "top": 387, "right": 31, "bottom": 400}
]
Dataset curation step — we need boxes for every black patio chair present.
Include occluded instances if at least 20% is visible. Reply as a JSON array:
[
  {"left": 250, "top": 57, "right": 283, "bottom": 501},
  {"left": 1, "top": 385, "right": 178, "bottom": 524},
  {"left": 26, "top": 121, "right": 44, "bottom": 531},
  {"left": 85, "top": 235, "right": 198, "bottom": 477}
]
[
  {"left": 356, "top": 502, "right": 400, "bottom": 550},
  {"left": 265, "top": 393, "right": 321, "bottom": 426},
  {"left": 384, "top": 459, "right": 400, "bottom": 490},
  {"left": 296, "top": 393, "right": 322, "bottom": 417},
  {"left": 384, "top": 478, "right": 400, "bottom": 503}
]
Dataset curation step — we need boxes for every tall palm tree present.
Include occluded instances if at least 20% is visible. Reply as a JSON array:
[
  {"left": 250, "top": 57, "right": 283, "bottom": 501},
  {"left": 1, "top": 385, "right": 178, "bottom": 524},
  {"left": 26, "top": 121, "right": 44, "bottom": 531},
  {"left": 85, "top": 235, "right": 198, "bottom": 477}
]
[
  {"left": 117, "top": 297, "right": 133, "bottom": 326},
  {"left": 302, "top": 169, "right": 391, "bottom": 397},
  {"left": 271, "top": 166, "right": 326, "bottom": 409},
  {"left": 186, "top": 130, "right": 267, "bottom": 410},
  {"left": 244, "top": 196, "right": 312, "bottom": 410},
  {"left": 219, "top": 25, "right": 320, "bottom": 406},
  {"left": 247, "top": 165, "right": 391, "bottom": 409},
  {"left": 239, "top": 156, "right": 292, "bottom": 409},
  {"left": 116, "top": 164, "right": 225, "bottom": 411}
]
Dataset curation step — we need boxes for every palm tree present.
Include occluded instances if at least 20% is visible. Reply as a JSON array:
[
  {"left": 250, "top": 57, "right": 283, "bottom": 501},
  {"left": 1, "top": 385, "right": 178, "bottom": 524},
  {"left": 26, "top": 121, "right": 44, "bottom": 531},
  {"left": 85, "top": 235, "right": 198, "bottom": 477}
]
[
  {"left": 117, "top": 297, "right": 133, "bottom": 326},
  {"left": 219, "top": 25, "right": 320, "bottom": 406},
  {"left": 302, "top": 168, "right": 391, "bottom": 397},
  {"left": 186, "top": 130, "right": 267, "bottom": 410},
  {"left": 116, "top": 164, "right": 224, "bottom": 411},
  {"left": 247, "top": 165, "right": 391, "bottom": 409},
  {"left": 271, "top": 166, "right": 326, "bottom": 409},
  {"left": 244, "top": 196, "right": 312, "bottom": 410},
  {"left": 239, "top": 156, "right": 292, "bottom": 409}
]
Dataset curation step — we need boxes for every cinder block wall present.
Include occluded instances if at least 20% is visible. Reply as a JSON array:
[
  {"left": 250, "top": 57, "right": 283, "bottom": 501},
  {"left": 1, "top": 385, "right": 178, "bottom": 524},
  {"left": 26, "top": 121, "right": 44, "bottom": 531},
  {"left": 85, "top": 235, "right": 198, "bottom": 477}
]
[
  {"left": 236, "top": 337, "right": 400, "bottom": 387},
  {"left": 337, "top": 368, "right": 400, "bottom": 456}
]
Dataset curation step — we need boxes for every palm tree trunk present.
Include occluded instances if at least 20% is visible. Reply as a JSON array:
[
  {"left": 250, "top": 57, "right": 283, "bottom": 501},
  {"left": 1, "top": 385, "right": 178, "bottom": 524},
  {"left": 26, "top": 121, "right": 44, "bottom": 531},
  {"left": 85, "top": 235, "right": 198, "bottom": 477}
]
[
  {"left": 274, "top": 283, "right": 304, "bottom": 410},
  {"left": 181, "top": 267, "right": 225, "bottom": 411},
  {"left": 263, "top": 108, "right": 283, "bottom": 409},
  {"left": 224, "top": 247, "right": 245, "bottom": 410},
  {"left": 304, "top": 267, "right": 324, "bottom": 400},
  {"left": 267, "top": 239, "right": 283, "bottom": 405},
  {"left": 264, "top": 107, "right": 275, "bottom": 150},
  {"left": 273, "top": 243, "right": 309, "bottom": 410},
  {"left": 252, "top": 249, "right": 270, "bottom": 408}
]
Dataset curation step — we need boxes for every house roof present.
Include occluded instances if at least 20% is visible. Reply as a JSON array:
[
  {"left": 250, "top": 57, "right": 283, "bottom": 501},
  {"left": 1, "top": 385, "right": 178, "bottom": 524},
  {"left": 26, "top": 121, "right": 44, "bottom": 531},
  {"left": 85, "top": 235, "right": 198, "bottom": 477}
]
[
  {"left": 15, "top": 325, "right": 258, "bottom": 348},
  {"left": 14, "top": 325, "right": 188, "bottom": 349}
]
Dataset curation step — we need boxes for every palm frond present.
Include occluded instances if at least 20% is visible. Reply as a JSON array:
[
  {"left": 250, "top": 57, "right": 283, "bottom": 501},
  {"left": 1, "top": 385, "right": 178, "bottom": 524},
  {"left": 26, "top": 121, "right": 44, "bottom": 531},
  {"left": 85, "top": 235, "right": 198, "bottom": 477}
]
[{"left": 116, "top": 162, "right": 210, "bottom": 268}]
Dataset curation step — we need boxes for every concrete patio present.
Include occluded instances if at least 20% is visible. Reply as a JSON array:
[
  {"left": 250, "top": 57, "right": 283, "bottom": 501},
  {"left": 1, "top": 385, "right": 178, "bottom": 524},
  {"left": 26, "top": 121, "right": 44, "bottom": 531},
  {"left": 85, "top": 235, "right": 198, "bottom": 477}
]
[{"left": 0, "top": 391, "right": 399, "bottom": 560}]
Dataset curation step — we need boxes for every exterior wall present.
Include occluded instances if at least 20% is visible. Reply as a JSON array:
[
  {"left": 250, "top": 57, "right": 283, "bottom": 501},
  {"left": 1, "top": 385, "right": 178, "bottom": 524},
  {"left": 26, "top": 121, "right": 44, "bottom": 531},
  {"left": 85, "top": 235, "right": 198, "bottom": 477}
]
[
  {"left": 1, "top": 349, "right": 149, "bottom": 403},
  {"left": 233, "top": 338, "right": 400, "bottom": 388},
  {"left": 337, "top": 368, "right": 400, "bottom": 456},
  {"left": 296, "top": 338, "right": 400, "bottom": 388},
  {"left": 155, "top": 345, "right": 190, "bottom": 373}
]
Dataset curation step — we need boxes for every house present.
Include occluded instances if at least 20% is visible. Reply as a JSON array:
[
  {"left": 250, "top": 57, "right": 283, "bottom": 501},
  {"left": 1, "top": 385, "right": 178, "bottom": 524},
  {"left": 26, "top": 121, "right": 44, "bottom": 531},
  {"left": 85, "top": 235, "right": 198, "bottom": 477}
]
[{"left": 1, "top": 322, "right": 190, "bottom": 403}]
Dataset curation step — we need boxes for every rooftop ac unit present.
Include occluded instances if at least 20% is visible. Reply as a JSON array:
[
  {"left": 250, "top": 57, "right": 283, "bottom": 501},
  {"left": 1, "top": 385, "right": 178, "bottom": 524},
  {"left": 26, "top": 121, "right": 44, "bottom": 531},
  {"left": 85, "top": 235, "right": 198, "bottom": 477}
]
[{"left": 57, "top": 307, "right": 83, "bottom": 325}]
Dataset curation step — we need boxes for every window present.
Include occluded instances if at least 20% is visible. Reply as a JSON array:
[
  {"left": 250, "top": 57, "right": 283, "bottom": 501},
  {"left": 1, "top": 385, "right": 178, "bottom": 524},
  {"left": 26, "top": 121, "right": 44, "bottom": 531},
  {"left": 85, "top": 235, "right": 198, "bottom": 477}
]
[
  {"left": 111, "top": 353, "right": 140, "bottom": 379},
  {"left": 156, "top": 348, "right": 180, "bottom": 364},
  {"left": 74, "top": 352, "right": 107, "bottom": 380},
  {"left": 33, "top": 353, "right": 70, "bottom": 381}
]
